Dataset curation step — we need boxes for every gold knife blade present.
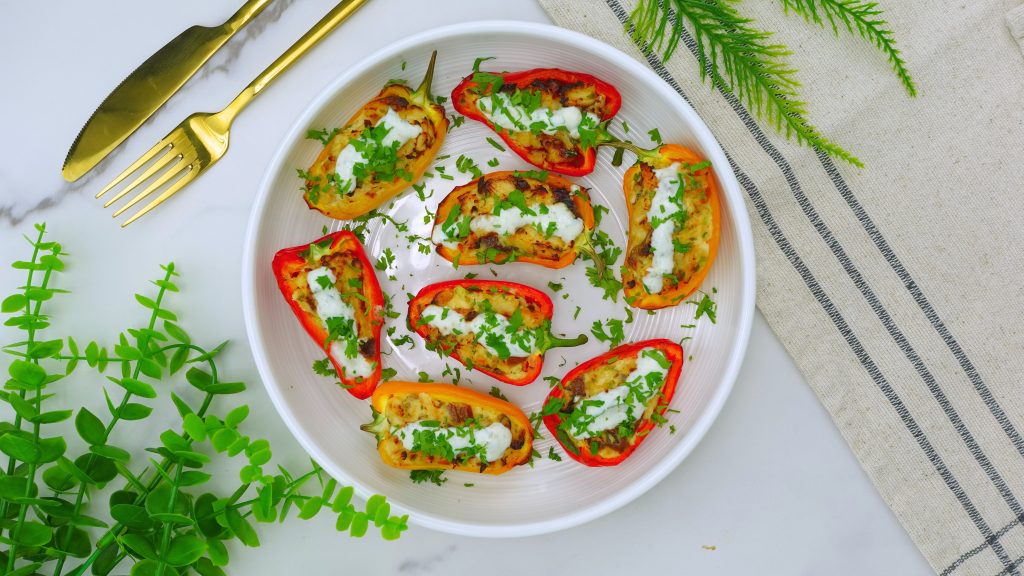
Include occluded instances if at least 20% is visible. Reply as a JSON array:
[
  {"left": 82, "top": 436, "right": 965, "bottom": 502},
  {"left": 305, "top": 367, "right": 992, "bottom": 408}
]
[{"left": 62, "top": 0, "right": 273, "bottom": 182}]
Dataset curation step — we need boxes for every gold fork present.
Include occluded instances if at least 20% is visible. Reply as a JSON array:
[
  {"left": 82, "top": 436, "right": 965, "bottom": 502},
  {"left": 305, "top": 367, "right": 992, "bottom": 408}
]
[{"left": 97, "top": 0, "right": 369, "bottom": 226}]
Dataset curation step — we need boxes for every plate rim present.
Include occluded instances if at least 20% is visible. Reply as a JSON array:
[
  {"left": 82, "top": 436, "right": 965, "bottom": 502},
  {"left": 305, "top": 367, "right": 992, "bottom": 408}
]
[{"left": 241, "top": 19, "right": 756, "bottom": 538}]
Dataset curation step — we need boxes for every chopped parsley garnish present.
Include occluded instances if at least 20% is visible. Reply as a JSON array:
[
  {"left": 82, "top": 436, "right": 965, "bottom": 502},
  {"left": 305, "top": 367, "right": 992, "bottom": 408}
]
[
  {"left": 689, "top": 292, "right": 717, "bottom": 324},
  {"left": 409, "top": 470, "right": 447, "bottom": 486},
  {"left": 590, "top": 318, "right": 625, "bottom": 348},
  {"left": 486, "top": 137, "right": 506, "bottom": 151}
]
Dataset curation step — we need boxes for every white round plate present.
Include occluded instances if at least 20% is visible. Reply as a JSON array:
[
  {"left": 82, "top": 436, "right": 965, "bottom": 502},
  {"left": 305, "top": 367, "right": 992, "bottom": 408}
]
[{"left": 242, "top": 21, "right": 754, "bottom": 537}]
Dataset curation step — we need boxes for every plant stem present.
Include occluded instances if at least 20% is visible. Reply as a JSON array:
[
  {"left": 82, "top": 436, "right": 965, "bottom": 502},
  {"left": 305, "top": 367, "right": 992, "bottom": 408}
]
[
  {"left": 54, "top": 267, "right": 174, "bottom": 576},
  {"left": 6, "top": 226, "right": 54, "bottom": 573},
  {"left": 154, "top": 462, "right": 184, "bottom": 576}
]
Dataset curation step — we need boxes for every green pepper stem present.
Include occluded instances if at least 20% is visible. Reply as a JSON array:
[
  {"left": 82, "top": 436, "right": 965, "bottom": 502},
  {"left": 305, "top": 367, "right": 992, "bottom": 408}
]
[
  {"left": 543, "top": 332, "right": 589, "bottom": 350},
  {"left": 576, "top": 234, "right": 607, "bottom": 279},
  {"left": 360, "top": 409, "right": 389, "bottom": 441},
  {"left": 601, "top": 138, "right": 661, "bottom": 163},
  {"left": 413, "top": 50, "right": 438, "bottom": 101}
]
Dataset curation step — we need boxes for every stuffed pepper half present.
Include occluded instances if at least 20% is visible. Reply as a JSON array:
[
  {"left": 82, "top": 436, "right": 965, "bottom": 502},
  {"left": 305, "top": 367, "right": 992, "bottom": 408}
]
[
  {"left": 407, "top": 280, "right": 587, "bottom": 385},
  {"left": 543, "top": 339, "right": 683, "bottom": 466},
  {"left": 272, "top": 230, "right": 385, "bottom": 399},
  {"left": 361, "top": 382, "right": 533, "bottom": 474},
  {"left": 430, "top": 170, "right": 595, "bottom": 268}
]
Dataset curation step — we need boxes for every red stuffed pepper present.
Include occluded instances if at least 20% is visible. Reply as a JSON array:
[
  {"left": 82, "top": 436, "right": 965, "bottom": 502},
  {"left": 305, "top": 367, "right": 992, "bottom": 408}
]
[
  {"left": 452, "top": 67, "right": 621, "bottom": 176},
  {"left": 542, "top": 339, "right": 683, "bottom": 466},
  {"left": 407, "top": 280, "right": 587, "bottom": 385},
  {"left": 272, "top": 231, "right": 385, "bottom": 399}
]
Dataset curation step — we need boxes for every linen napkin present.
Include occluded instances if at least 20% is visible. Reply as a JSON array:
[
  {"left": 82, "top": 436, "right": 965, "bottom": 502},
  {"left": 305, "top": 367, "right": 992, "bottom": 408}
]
[{"left": 537, "top": 1, "right": 1024, "bottom": 574}]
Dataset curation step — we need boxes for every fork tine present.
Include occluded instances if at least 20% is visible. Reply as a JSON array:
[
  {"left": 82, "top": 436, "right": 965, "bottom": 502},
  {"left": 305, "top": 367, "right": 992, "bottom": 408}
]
[
  {"left": 119, "top": 164, "right": 198, "bottom": 227},
  {"left": 102, "top": 147, "right": 182, "bottom": 208},
  {"left": 95, "top": 135, "right": 176, "bottom": 199},
  {"left": 111, "top": 159, "right": 190, "bottom": 217}
]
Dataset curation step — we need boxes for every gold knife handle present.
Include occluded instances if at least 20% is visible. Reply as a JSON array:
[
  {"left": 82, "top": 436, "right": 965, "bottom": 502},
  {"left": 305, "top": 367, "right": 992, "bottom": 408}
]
[
  {"left": 220, "top": 0, "right": 369, "bottom": 121},
  {"left": 223, "top": 0, "right": 274, "bottom": 32}
]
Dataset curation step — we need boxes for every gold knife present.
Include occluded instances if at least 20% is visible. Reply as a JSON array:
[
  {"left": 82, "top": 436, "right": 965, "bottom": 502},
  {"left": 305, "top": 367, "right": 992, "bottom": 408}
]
[{"left": 62, "top": 0, "right": 273, "bottom": 182}]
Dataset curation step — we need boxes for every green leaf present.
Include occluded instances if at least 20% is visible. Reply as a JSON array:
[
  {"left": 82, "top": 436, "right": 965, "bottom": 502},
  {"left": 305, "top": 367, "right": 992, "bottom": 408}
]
[
  {"left": 76, "top": 453, "right": 117, "bottom": 483},
  {"left": 206, "top": 382, "right": 246, "bottom": 395},
  {"left": 225, "top": 508, "right": 260, "bottom": 547},
  {"left": 165, "top": 534, "right": 207, "bottom": 566},
  {"left": 206, "top": 537, "right": 229, "bottom": 566},
  {"left": 134, "top": 294, "right": 158, "bottom": 310},
  {"left": 120, "top": 402, "right": 153, "bottom": 421},
  {"left": 164, "top": 321, "right": 190, "bottom": 343},
  {"left": 38, "top": 436, "right": 67, "bottom": 463},
  {"left": 1, "top": 293, "right": 26, "bottom": 312},
  {"left": 9, "top": 359, "right": 46, "bottom": 388},
  {"left": 0, "top": 432, "right": 40, "bottom": 463},
  {"left": 349, "top": 511, "right": 369, "bottom": 537},
  {"left": 225, "top": 405, "right": 249, "bottom": 428},
  {"left": 210, "top": 428, "right": 238, "bottom": 452},
  {"left": 149, "top": 512, "right": 194, "bottom": 526},
  {"left": 185, "top": 367, "right": 212, "bottom": 391},
  {"left": 13, "top": 520, "right": 53, "bottom": 546},
  {"left": 7, "top": 393, "right": 38, "bottom": 420},
  {"left": 90, "top": 444, "right": 131, "bottom": 462},
  {"left": 332, "top": 486, "right": 354, "bottom": 512},
  {"left": 0, "top": 475, "right": 30, "bottom": 499},
  {"left": 194, "top": 493, "right": 224, "bottom": 539},
  {"left": 248, "top": 449, "right": 271, "bottom": 466},
  {"left": 27, "top": 338, "right": 62, "bottom": 359},
  {"left": 130, "top": 559, "right": 178, "bottom": 576},
  {"left": 180, "top": 471, "right": 212, "bottom": 487},
  {"left": 54, "top": 525, "right": 91, "bottom": 558},
  {"left": 109, "top": 376, "right": 157, "bottom": 398},
  {"left": 42, "top": 462, "right": 75, "bottom": 491},
  {"left": 69, "top": 514, "right": 109, "bottom": 528},
  {"left": 91, "top": 543, "right": 121, "bottom": 576},
  {"left": 75, "top": 408, "right": 106, "bottom": 446},
  {"left": 110, "top": 504, "right": 154, "bottom": 530},
  {"left": 32, "top": 408, "right": 72, "bottom": 424},
  {"left": 169, "top": 346, "right": 189, "bottom": 374},
  {"left": 182, "top": 413, "right": 206, "bottom": 442},
  {"left": 193, "top": 557, "right": 227, "bottom": 576},
  {"left": 170, "top": 392, "right": 193, "bottom": 418},
  {"left": 298, "top": 496, "right": 323, "bottom": 520},
  {"left": 138, "top": 357, "right": 162, "bottom": 379}
]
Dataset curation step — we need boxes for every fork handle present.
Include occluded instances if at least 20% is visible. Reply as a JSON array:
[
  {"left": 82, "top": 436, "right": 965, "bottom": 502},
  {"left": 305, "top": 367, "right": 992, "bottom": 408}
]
[{"left": 220, "top": 0, "right": 369, "bottom": 119}]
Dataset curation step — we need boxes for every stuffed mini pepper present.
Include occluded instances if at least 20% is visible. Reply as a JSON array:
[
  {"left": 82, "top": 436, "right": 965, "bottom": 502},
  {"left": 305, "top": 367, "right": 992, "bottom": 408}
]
[
  {"left": 302, "top": 51, "right": 448, "bottom": 220},
  {"left": 430, "top": 170, "right": 596, "bottom": 268},
  {"left": 272, "top": 231, "right": 385, "bottom": 399},
  {"left": 361, "top": 382, "right": 533, "bottom": 474},
  {"left": 452, "top": 67, "right": 621, "bottom": 176},
  {"left": 543, "top": 339, "right": 683, "bottom": 466},
  {"left": 610, "top": 142, "right": 720, "bottom": 309},
  {"left": 407, "top": 280, "right": 587, "bottom": 385}
]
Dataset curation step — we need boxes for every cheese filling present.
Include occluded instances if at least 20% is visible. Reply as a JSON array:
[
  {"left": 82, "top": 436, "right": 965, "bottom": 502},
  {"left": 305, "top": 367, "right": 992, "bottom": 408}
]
[
  {"left": 476, "top": 92, "right": 600, "bottom": 139},
  {"left": 307, "top": 267, "right": 375, "bottom": 378},
  {"left": 432, "top": 201, "right": 584, "bottom": 248},
  {"left": 642, "top": 163, "right": 686, "bottom": 294},
  {"left": 419, "top": 304, "right": 539, "bottom": 359},
  {"left": 568, "top": 348, "right": 669, "bottom": 439},
  {"left": 396, "top": 421, "right": 512, "bottom": 462},
  {"left": 334, "top": 107, "right": 422, "bottom": 190}
]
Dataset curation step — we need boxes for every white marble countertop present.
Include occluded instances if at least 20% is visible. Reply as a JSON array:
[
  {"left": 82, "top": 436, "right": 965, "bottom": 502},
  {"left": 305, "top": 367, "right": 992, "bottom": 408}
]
[{"left": 0, "top": 1, "right": 934, "bottom": 574}]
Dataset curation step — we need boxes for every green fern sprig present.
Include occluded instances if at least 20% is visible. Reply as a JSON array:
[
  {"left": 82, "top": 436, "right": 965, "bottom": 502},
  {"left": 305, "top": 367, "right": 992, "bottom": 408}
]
[
  {"left": 629, "top": 0, "right": 864, "bottom": 167},
  {"left": 779, "top": 0, "right": 916, "bottom": 96}
]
